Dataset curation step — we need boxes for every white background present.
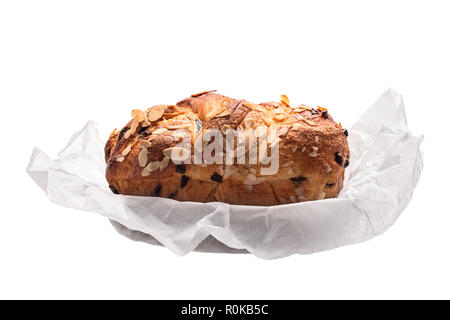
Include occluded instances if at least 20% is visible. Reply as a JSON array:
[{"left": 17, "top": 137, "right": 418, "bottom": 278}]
[{"left": 1, "top": 0, "right": 449, "bottom": 299}]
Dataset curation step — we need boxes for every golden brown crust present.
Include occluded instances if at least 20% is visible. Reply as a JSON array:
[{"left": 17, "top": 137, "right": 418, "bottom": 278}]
[{"left": 105, "top": 92, "right": 350, "bottom": 206}]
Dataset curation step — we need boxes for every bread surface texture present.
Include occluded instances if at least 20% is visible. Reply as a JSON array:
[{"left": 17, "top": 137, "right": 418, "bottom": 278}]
[{"left": 105, "top": 91, "right": 349, "bottom": 206}]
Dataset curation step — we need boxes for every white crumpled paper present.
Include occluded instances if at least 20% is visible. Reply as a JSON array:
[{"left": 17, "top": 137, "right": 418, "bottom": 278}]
[{"left": 27, "top": 89, "right": 423, "bottom": 259}]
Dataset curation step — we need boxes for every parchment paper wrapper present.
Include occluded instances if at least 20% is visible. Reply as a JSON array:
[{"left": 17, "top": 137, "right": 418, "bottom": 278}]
[{"left": 27, "top": 89, "right": 423, "bottom": 259}]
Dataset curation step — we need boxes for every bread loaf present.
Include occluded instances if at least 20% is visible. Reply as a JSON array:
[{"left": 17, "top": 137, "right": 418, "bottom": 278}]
[{"left": 105, "top": 91, "right": 350, "bottom": 206}]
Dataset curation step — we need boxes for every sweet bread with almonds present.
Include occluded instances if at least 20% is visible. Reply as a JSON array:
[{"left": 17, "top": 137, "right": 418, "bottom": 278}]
[{"left": 105, "top": 91, "right": 350, "bottom": 206}]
